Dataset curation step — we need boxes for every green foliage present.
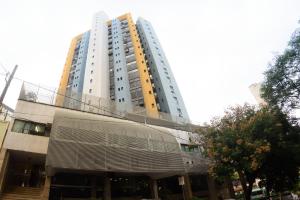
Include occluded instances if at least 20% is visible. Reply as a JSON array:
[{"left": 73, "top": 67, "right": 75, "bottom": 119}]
[
  {"left": 257, "top": 110, "right": 300, "bottom": 193},
  {"left": 261, "top": 26, "right": 300, "bottom": 114},
  {"left": 203, "top": 104, "right": 300, "bottom": 200}
]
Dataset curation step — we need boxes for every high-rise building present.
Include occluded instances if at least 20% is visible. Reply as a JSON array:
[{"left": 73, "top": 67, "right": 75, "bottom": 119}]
[
  {"left": 56, "top": 12, "right": 189, "bottom": 120},
  {"left": 249, "top": 83, "right": 267, "bottom": 106},
  {"left": 0, "top": 12, "right": 226, "bottom": 200}
]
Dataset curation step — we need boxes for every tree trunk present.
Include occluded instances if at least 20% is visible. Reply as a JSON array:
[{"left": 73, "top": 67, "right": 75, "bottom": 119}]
[
  {"left": 279, "top": 192, "right": 282, "bottom": 200},
  {"left": 265, "top": 185, "right": 270, "bottom": 199},
  {"left": 244, "top": 178, "right": 254, "bottom": 200},
  {"left": 225, "top": 176, "right": 235, "bottom": 198},
  {"left": 238, "top": 171, "right": 248, "bottom": 199},
  {"left": 237, "top": 171, "right": 255, "bottom": 200}
]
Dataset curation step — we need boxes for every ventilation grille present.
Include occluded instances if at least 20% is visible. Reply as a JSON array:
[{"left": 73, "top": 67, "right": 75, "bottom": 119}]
[{"left": 46, "top": 110, "right": 185, "bottom": 175}]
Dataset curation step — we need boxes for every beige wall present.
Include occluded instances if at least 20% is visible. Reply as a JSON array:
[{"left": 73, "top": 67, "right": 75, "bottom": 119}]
[
  {"left": 0, "top": 121, "right": 9, "bottom": 148},
  {"left": 3, "top": 100, "right": 56, "bottom": 155},
  {"left": 3, "top": 132, "right": 49, "bottom": 154},
  {"left": 14, "top": 100, "right": 57, "bottom": 124}
]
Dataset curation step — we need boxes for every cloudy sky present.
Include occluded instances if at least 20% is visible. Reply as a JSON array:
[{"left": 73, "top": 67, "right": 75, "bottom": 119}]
[{"left": 0, "top": 0, "right": 299, "bottom": 124}]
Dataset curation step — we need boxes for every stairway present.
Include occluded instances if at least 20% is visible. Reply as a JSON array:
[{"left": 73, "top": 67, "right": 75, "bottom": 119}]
[{"left": 1, "top": 186, "right": 42, "bottom": 200}]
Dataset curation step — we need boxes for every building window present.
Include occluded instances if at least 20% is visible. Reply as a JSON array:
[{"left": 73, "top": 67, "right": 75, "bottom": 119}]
[
  {"left": 180, "top": 144, "right": 200, "bottom": 152},
  {"left": 91, "top": 70, "right": 93, "bottom": 74},
  {"left": 11, "top": 119, "right": 50, "bottom": 137},
  {"left": 89, "top": 89, "right": 92, "bottom": 93},
  {"left": 122, "top": 98, "right": 125, "bottom": 102},
  {"left": 90, "top": 79, "right": 93, "bottom": 83}
]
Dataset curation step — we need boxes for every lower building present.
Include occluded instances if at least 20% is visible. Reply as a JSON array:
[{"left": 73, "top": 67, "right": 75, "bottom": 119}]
[{"left": 0, "top": 84, "right": 227, "bottom": 200}]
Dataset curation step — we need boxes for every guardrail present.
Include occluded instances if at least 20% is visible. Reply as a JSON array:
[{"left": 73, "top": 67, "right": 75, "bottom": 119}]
[{"left": 18, "top": 82, "right": 193, "bottom": 126}]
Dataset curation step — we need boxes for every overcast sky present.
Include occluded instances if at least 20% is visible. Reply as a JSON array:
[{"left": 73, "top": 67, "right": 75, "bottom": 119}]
[{"left": 0, "top": 0, "right": 299, "bottom": 124}]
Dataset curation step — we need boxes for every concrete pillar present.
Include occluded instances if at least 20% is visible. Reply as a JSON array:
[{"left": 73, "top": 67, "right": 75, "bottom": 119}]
[
  {"left": 207, "top": 175, "right": 218, "bottom": 200},
  {"left": 91, "top": 176, "right": 97, "bottom": 200},
  {"left": 41, "top": 176, "right": 51, "bottom": 200},
  {"left": 183, "top": 175, "right": 193, "bottom": 200},
  {"left": 0, "top": 148, "right": 9, "bottom": 193},
  {"left": 103, "top": 175, "right": 111, "bottom": 200},
  {"left": 150, "top": 178, "right": 159, "bottom": 200}
]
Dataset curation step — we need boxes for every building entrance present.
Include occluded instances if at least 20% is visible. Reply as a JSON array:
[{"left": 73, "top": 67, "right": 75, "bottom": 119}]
[
  {"left": 5, "top": 151, "right": 46, "bottom": 190},
  {"left": 49, "top": 173, "right": 153, "bottom": 200}
]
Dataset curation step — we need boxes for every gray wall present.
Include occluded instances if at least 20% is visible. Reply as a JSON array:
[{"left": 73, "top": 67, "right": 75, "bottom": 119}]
[{"left": 136, "top": 18, "right": 190, "bottom": 121}]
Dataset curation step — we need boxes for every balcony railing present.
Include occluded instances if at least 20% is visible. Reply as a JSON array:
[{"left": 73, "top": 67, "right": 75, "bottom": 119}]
[{"left": 18, "top": 82, "right": 192, "bottom": 126}]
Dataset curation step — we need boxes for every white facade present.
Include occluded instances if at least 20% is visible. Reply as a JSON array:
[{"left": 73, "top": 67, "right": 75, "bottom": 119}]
[
  {"left": 249, "top": 83, "right": 267, "bottom": 106},
  {"left": 83, "top": 11, "right": 109, "bottom": 104}
]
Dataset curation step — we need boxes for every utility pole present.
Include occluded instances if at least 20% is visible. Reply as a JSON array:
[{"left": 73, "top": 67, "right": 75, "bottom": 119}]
[{"left": 0, "top": 65, "right": 18, "bottom": 105}]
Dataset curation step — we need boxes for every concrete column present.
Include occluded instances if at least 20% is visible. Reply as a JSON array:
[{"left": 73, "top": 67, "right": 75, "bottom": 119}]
[
  {"left": 0, "top": 148, "right": 9, "bottom": 193},
  {"left": 207, "top": 175, "right": 218, "bottom": 200},
  {"left": 103, "top": 175, "right": 111, "bottom": 200},
  {"left": 91, "top": 176, "right": 97, "bottom": 200},
  {"left": 183, "top": 175, "right": 193, "bottom": 200},
  {"left": 41, "top": 176, "right": 51, "bottom": 200},
  {"left": 150, "top": 178, "right": 159, "bottom": 200}
]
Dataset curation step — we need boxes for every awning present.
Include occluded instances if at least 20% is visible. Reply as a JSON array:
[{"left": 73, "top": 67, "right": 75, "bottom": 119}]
[{"left": 46, "top": 109, "right": 185, "bottom": 178}]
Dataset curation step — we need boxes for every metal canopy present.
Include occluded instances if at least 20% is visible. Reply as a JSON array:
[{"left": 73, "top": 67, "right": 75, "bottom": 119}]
[{"left": 46, "top": 110, "right": 186, "bottom": 178}]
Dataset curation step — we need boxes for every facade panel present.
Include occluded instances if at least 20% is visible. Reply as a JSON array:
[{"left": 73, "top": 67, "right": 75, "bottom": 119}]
[
  {"left": 136, "top": 18, "right": 189, "bottom": 120},
  {"left": 57, "top": 12, "right": 189, "bottom": 121},
  {"left": 55, "top": 34, "right": 82, "bottom": 106},
  {"left": 111, "top": 18, "right": 133, "bottom": 111},
  {"left": 83, "top": 12, "right": 109, "bottom": 104}
]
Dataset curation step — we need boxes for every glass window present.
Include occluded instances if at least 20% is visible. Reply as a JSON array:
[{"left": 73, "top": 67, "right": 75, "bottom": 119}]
[
  {"left": 11, "top": 120, "right": 25, "bottom": 133},
  {"left": 11, "top": 119, "right": 48, "bottom": 136}
]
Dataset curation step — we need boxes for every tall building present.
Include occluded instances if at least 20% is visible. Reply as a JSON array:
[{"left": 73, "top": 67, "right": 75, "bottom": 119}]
[
  {"left": 0, "top": 12, "right": 231, "bottom": 200},
  {"left": 56, "top": 12, "right": 189, "bottom": 120},
  {"left": 249, "top": 83, "right": 267, "bottom": 106}
]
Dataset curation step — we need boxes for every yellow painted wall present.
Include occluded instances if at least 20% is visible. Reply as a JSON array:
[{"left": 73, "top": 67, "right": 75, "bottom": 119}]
[
  {"left": 55, "top": 34, "right": 82, "bottom": 106},
  {"left": 126, "top": 14, "right": 159, "bottom": 117}
]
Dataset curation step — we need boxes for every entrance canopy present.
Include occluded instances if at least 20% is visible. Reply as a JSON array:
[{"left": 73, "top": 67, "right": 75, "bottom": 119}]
[{"left": 46, "top": 110, "right": 185, "bottom": 178}]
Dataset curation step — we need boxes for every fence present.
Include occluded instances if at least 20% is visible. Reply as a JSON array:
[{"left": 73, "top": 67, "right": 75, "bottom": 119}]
[{"left": 18, "top": 82, "right": 192, "bottom": 125}]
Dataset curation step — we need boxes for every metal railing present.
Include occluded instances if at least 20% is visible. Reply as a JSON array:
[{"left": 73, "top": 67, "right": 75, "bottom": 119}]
[{"left": 18, "top": 82, "right": 191, "bottom": 125}]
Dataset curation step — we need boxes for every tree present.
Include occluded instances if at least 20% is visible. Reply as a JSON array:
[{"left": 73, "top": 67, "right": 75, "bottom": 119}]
[
  {"left": 202, "top": 104, "right": 300, "bottom": 200},
  {"left": 261, "top": 25, "right": 300, "bottom": 115},
  {"left": 255, "top": 110, "right": 300, "bottom": 196}
]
